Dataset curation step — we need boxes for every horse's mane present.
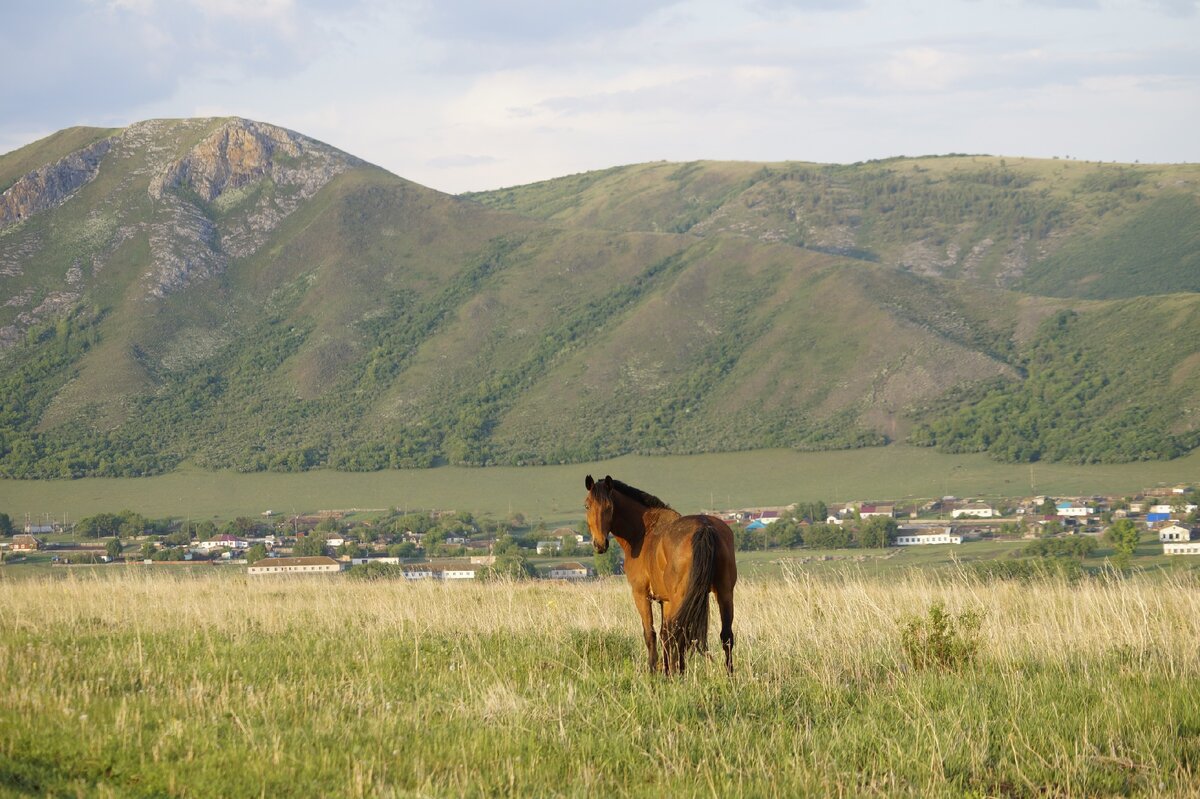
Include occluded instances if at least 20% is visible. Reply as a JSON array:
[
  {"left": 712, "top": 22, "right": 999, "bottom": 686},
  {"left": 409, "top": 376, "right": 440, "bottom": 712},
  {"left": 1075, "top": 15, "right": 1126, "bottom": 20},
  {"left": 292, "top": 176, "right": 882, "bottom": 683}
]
[{"left": 609, "top": 479, "right": 672, "bottom": 511}]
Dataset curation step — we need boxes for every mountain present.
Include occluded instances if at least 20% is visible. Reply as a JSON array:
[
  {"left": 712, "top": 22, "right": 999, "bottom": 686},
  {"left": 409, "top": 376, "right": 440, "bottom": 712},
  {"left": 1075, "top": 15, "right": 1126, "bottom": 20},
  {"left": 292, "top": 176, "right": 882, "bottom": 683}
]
[{"left": 1, "top": 118, "right": 1198, "bottom": 478}]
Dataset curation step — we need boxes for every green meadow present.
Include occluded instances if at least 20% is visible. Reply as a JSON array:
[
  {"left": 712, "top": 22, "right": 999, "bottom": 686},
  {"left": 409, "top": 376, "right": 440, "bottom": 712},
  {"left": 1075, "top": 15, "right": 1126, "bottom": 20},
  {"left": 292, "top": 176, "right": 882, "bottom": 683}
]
[
  {"left": 3, "top": 445, "right": 1200, "bottom": 523},
  {"left": 2, "top": 569, "right": 1198, "bottom": 797}
]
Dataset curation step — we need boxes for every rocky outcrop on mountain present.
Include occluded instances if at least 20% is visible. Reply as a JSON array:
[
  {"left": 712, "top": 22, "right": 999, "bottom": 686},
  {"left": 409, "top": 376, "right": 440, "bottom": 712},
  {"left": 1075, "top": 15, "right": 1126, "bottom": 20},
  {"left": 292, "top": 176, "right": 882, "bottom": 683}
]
[
  {"left": 143, "top": 118, "right": 359, "bottom": 296},
  {"left": 0, "top": 137, "right": 113, "bottom": 229}
]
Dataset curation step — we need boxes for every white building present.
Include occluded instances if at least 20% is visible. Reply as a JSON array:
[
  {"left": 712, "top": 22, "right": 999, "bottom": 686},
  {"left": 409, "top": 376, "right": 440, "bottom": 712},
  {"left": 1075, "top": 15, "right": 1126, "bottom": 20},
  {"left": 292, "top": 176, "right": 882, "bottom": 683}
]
[
  {"left": 350, "top": 556, "right": 401, "bottom": 565},
  {"left": 951, "top": 504, "right": 995, "bottom": 519},
  {"left": 195, "top": 535, "right": 249, "bottom": 552},
  {"left": 247, "top": 556, "right": 344, "bottom": 575},
  {"left": 1164, "top": 541, "right": 1200, "bottom": 556},
  {"left": 1149, "top": 503, "right": 1197, "bottom": 515},
  {"left": 1159, "top": 524, "right": 1195, "bottom": 543},
  {"left": 895, "top": 527, "right": 962, "bottom": 546},
  {"left": 401, "top": 562, "right": 478, "bottom": 580},
  {"left": 1056, "top": 503, "right": 1093, "bottom": 518},
  {"left": 536, "top": 540, "right": 562, "bottom": 555},
  {"left": 548, "top": 562, "right": 592, "bottom": 580}
]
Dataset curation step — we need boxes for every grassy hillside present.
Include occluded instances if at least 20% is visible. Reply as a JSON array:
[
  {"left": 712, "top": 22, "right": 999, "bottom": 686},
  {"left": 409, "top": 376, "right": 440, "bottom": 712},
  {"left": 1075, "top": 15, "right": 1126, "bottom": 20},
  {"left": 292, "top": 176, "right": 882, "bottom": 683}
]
[
  {"left": 469, "top": 156, "right": 1200, "bottom": 298},
  {"left": 2, "top": 571, "right": 1198, "bottom": 796},
  {"left": 0, "top": 126, "right": 119, "bottom": 194},
  {"left": 2, "top": 120, "right": 1199, "bottom": 477}
]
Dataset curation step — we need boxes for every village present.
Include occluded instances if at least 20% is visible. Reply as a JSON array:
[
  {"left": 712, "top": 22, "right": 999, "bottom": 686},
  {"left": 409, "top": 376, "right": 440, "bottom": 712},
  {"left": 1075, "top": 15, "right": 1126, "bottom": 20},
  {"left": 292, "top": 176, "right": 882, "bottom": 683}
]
[{"left": 4, "top": 481, "right": 1199, "bottom": 579}]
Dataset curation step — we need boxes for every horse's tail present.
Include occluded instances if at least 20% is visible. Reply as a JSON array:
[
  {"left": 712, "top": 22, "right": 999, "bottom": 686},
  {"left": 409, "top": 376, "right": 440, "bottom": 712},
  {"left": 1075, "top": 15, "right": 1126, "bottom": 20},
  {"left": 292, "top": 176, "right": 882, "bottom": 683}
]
[{"left": 673, "top": 521, "right": 718, "bottom": 654}]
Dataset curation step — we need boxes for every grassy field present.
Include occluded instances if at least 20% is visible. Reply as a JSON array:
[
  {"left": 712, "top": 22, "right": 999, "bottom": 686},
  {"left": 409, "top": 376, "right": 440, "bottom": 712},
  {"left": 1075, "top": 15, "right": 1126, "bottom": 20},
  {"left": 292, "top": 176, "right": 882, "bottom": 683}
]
[
  {"left": 2, "top": 568, "right": 1199, "bottom": 797},
  {"left": 4, "top": 444, "right": 1200, "bottom": 524}
]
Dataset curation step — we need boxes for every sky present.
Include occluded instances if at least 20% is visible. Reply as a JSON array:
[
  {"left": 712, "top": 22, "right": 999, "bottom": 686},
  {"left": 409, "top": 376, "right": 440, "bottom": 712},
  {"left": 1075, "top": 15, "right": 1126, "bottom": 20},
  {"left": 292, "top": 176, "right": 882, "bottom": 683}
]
[{"left": 1, "top": 0, "right": 1198, "bottom": 194}]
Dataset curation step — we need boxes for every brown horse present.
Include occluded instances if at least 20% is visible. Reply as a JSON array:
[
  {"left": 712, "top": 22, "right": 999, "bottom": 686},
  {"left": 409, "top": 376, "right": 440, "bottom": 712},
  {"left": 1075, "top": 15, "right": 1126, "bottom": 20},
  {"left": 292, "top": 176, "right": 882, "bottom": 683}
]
[{"left": 584, "top": 475, "right": 737, "bottom": 674}]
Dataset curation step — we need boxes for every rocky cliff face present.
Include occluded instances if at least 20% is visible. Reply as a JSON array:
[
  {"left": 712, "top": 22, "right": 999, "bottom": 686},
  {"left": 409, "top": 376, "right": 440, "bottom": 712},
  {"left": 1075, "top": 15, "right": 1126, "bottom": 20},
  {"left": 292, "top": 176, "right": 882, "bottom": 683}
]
[
  {"left": 0, "top": 138, "right": 113, "bottom": 229},
  {"left": 0, "top": 117, "right": 364, "bottom": 346},
  {"left": 144, "top": 118, "right": 359, "bottom": 297}
]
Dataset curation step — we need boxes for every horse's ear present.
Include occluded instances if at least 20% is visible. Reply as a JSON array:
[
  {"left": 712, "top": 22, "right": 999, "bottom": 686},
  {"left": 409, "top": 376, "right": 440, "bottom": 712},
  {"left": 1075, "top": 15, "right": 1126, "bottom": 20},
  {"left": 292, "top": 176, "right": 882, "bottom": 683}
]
[
  {"left": 604, "top": 475, "right": 613, "bottom": 490},
  {"left": 585, "top": 475, "right": 595, "bottom": 490}
]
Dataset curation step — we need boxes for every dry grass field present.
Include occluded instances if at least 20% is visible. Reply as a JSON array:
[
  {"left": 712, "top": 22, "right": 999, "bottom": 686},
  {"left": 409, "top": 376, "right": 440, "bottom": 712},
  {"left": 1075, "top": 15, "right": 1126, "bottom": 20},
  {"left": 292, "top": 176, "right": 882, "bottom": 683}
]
[{"left": 2, "top": 569, "right": 1199, "bottom": 796}]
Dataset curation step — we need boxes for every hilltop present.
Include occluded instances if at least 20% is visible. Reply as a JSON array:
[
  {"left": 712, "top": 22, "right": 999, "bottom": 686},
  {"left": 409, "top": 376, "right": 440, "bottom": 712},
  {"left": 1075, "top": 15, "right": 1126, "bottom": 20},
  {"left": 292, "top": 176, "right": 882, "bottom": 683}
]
[{"left": 1, "top": 119, "right": 1198, "bottom": 477}]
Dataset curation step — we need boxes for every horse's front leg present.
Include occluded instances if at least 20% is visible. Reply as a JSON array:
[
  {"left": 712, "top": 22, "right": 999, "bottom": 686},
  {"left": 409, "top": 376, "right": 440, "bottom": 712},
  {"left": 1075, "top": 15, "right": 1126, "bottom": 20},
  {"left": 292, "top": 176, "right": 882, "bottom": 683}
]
[{"left": 632, "top": 591, "right": 659, "bottom": 674}]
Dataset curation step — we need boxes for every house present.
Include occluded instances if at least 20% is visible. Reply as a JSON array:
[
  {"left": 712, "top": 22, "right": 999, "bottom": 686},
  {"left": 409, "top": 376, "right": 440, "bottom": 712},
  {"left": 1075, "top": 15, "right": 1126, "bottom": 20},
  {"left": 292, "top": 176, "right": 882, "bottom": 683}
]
[
  {"left": 433, "top": 562, "right": 477, "bottom": 580},
  {"left": 1148, "top": 503, "right": 1198, "bottom": 515},
  {"left": 401, "top": 562, "right": 478, "bottom": 580},
  {"left": 952, "top": 503, "right": 995, "bottom": 519},
  {"left": 895, "top": 527, "right": 962, "bottom": 546},
  {"left": 1164, "top": 541, "right": 1200, "bottom": 556},
  {"left": 548, "top": 562, "right": 593, "bottom": 580},
  {"left": 1159, "top": 524, "right": 1195, "bottom": 543},
  {"left": 247, "top": 556, "right": 344, "bottom": 575},
  {"left": 536, "top": 540, "right": 562, "bottom": 555},
  {"left": 1056, "top": 502, "right": 1093, "bottom": 518},
  {"left": 1146, "top": 512, "right": 1172, "bottom": 524},
  {"left": 745, "top": 520, "right": 768, "bottom": 532},
  {"left": 23, "top": 523, "right": 56, "bottom": 535},
  {"left": 858, "top": 504, "right": 895, "bottom": 519},
  {"left": 195, "top": 534, "right": 249, "bottom": 552},
  {"left": 10, "top": 534, "right": 44, "bottom": 551},
  {"left": 350, "top": 556, "right": 401, "bottom": 565}
]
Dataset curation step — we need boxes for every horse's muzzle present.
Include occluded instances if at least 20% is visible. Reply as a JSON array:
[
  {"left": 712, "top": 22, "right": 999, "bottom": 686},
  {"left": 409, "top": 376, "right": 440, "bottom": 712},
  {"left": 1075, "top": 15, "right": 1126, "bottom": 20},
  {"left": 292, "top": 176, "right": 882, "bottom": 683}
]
[{"left": 593, "top": 539, "right": 609, "bottom": 554}]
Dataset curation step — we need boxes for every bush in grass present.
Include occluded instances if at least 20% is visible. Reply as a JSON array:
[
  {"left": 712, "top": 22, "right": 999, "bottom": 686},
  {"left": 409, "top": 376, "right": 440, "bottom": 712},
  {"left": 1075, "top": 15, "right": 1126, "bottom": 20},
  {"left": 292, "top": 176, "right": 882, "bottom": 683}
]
[
  {"left": 965, "top": 558, "right": 1086, "bottom": 583},
  {"left": 900, "top": 602, "right": 984, "bottom": 670}
]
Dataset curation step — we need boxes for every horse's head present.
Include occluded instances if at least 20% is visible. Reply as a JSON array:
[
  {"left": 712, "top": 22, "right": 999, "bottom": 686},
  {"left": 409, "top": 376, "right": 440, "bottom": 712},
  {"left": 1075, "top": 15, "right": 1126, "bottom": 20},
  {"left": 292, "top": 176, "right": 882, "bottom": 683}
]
[{"left": 584, "top": 474, "right": 615, "bottom": 554}]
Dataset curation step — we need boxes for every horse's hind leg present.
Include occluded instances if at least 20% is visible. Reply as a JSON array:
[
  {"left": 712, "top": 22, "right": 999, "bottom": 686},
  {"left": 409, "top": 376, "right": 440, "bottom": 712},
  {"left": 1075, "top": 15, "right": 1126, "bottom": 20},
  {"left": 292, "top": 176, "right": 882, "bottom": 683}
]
[
  {"left": 661, "top": 609, "right": 685, "bottom": 675},
  {"left": 717, "top": 591, "right": 734, "bottom": 674}
]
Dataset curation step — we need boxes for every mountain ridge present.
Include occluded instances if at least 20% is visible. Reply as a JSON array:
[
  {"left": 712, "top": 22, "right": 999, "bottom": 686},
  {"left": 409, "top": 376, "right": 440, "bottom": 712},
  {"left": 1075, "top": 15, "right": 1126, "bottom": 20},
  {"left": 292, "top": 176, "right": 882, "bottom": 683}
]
[{"left": 1, "top": 118, "right": 1198, "bottom": 477}]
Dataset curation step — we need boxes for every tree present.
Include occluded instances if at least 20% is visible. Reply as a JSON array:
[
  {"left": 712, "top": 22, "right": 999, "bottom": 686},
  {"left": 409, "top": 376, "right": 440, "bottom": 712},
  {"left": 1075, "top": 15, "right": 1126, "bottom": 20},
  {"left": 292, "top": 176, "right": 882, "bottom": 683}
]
[
  {"left": 387, "top": 541, "right": 418, "bottom": 559},
  {"left": 593, "top": 544, "right": 621, "bottom": 577},
  {"left": 0, "top": 512, "right": 12, "bottom": 537},
  {"left": 116, "top": 510, "right": 148, "bottom": 538},
  {"left": 293, "top": 535, "right": 326, "bottom": 557},
  {"left": 140, "top": 541, "right": 157, "bottom": 559},
  {"left": 245, "top": 543, "right": 268, "bottom": 564},
  {"left": 804, "top": 523, "right": 852, "bottom": 549},
  {"left": 857, "top": 516, "right": 898, "bottom": 548},
  {"left": 105, "top": 537, "right": 124, "bottom": 561},
  {"left": 1105, "top": 518, "right": 1140, "bottom": 568},
  {"left": 793, "top": 501, "right": 828, "bottom": 524},
  {"left": 78, "top": 512, "right": 122, "bottom": 539},
  {"left": 485, "top": 546, "right": 537, "bottom": 580},
  {"left": 1038, "top": 498, "right": 1058, "bottom": 515}
]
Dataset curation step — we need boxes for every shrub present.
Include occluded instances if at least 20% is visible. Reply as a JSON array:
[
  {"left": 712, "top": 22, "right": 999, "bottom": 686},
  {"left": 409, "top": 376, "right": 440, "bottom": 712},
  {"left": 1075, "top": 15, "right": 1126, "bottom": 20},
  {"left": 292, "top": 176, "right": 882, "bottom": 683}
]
[
  {"left": 347, "top": 562, "right": 406, "bottom": 581},
  {"left": 900, "top": 602, "right": 984, "bottom": 670}
]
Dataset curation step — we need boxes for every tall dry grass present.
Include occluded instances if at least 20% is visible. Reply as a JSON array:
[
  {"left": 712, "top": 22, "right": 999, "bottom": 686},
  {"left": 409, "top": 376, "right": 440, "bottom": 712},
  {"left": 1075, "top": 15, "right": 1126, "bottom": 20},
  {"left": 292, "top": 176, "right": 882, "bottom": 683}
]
[{"left": 2, "top": 569, "right": 1199, "bottom": 797}]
